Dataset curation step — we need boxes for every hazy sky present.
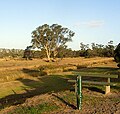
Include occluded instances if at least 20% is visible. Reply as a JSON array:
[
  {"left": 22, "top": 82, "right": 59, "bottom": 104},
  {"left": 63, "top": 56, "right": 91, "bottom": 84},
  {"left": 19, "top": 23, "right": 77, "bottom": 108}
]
[{"left": 0, "top": 0, "right": 120, "bottom": 50}]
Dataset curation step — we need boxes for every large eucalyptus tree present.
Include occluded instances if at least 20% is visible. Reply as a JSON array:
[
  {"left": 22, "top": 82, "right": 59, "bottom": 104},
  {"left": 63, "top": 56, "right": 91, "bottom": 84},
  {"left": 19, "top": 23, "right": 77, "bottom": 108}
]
[{"left": 31, "top": 24, "right": 75, "bottom": 61}]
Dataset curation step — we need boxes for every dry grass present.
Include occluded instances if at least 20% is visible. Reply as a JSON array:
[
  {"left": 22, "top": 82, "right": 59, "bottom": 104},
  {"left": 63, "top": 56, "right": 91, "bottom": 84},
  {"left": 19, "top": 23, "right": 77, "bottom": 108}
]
[
  {"left": 0, "top": 59, "right": 49, "bottom": 71},
  {"left": 0, "top": 57, "right": 118, "bottom": 98},
  {"left": 58, "top": 57, "right": 113, "bottom": 66},
  {"left": 0, "top": 57, "right": 114, "bottom": 70},
  {"left": 0, "top": 57, "right": 117, "bottom": 83},
  {"left": 0, "top": 57, "right": 120, "bottom": 114}
]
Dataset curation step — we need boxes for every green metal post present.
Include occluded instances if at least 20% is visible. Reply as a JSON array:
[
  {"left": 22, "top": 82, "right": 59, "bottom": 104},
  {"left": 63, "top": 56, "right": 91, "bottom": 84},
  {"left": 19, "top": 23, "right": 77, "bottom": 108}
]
[{"left": 77, "top": 75, "right": 82, "bottom": 110}]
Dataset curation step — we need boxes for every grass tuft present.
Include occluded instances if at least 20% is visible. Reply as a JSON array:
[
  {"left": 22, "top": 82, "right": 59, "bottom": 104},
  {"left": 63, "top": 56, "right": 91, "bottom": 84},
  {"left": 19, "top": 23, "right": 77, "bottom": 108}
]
[{"left": 8, "top": 102, "right": 59, "bottom": 114}]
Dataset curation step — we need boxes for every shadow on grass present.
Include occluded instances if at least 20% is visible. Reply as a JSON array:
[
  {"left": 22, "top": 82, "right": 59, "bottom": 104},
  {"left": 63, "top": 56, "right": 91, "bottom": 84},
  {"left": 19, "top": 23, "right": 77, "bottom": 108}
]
[
  {"left": 77, "top": 67, "right": 119, "bottom": 75},
  {"left": 0, "top": 66, "right": 119, "bottom": 110},
  {"left": 0, "top": 73, "right": 75, "bottom": 110},
  {"left": 22, "top": 68, "right": 47, "bottom": 77},
  {"left": 83, "top": 86, "right": 105, "bottom": 94},
  {"left": 52, "top": 93, "right": 77, "bottom": 109}
]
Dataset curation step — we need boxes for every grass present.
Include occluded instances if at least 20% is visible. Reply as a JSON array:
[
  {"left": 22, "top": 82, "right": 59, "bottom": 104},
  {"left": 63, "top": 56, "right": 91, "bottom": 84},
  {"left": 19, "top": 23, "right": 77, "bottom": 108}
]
[
  {"left": 0, "top": 57, "right": 119, "bottom": 99},
  {"left": 3, "top": 89, "right": 120, "bottom": 114},
  {"left": 0, "top": 82, "right": 23, "bottom": 98},
  {"left": 8, "top": 102, "right": 59, "bottom": 114},
  {"left": 77, "top": 67, "right": 119, "bottom": 74},
  {"left": 0, "top": 75, "right": 73, "bottom": 109},
  {"left": 55, "top": 91, "right": 77, "bottom": 107},
  {"left": 0, "top": 57, "right": 120, "bottom": 113},
  {"left": 0, "top": 80, "right": 43, "bottom": 98}
]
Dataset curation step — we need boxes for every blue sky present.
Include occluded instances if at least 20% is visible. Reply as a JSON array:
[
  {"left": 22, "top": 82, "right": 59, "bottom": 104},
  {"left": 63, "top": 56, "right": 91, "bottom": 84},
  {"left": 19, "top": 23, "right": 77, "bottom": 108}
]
[{"left": 0, "top": 0, "right": 120, "bottom": 50}]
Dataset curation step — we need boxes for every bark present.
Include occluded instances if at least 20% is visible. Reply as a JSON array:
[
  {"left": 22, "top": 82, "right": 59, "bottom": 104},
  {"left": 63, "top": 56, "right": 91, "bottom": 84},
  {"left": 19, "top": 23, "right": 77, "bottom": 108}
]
[
  {"left": 45, "top": 45, "right": 51, "bottom": 61},
  {"left": 53, "top": 50, "right": 58, "bottom": 59}
]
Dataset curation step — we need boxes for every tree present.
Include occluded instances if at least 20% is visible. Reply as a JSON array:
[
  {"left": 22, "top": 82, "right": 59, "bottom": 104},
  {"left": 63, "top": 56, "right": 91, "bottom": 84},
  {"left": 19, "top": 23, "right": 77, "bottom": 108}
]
[
  {"left": 80, "top": 42, "right": 89, "bottom": 50},
  {"left": 104, "top": 40, "right": 114, "bottom": 57},
  {"left": 114, "top": 43, "right": 120, "bottom": 68},
  {"left": 23, "top": 46, "right": 33, "bottom": 60},
  {"left": 79, "top": 42, "right": 89, "bottom": 57},
  {"left": 31, "top": 24, "right": 75, "bottom": 61},
  {"left": 91, "top": 43, "right": 104, "bottom": 57}
]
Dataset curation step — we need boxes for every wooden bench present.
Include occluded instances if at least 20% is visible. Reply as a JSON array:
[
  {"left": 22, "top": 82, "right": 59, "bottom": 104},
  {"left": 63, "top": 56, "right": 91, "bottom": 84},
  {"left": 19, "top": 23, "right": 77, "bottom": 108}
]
[
  {"left": 68, "top": 73, "right": 118, "bottom": 110},
  {"left": 71, "top": 72, "right": 118, "bottom": 94}
]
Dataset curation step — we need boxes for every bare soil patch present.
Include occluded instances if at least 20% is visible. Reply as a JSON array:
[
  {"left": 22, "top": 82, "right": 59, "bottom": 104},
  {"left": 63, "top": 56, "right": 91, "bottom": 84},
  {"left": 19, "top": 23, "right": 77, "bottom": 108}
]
[{"left": 0, "top": 90, "right": 120, "bottom": 114}]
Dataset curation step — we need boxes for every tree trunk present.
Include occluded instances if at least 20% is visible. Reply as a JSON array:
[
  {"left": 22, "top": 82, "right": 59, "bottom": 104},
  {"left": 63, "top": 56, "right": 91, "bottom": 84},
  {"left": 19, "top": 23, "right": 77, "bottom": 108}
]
[
  {"left": 45, "top": 46, "right": 51, "bottom": 62},
  {"left": 53, "top": 50, "right": 58, "bottom": 59},
  {"left": 47, "top": 52, "right": 50, "bottom": 61}
]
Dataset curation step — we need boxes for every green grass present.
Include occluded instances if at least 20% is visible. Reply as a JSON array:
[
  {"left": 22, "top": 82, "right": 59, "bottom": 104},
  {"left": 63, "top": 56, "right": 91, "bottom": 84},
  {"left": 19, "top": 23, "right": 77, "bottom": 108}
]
[
  {"left": 0, "top": 75, "right": 74, "bottom": 110},
  {"left": 8, "top": 102, "right": 59, "bottom": 114},
  {"left": 0, "top": 79, "right": 43, "bottom": 98}
]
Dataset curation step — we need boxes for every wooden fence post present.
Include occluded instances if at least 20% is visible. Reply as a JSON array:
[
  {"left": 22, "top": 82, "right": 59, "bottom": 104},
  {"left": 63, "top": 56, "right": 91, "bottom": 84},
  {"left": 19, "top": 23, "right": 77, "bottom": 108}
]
[{"left": 105, "top": 78, "right": 110, "bottom": 94}]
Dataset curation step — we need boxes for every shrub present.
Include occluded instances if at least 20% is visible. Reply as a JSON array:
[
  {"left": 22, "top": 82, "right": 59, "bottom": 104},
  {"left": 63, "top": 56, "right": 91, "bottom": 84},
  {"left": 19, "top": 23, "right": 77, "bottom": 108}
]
[{"left": 76, "top": 64, "right": 88, "bottom": 69}]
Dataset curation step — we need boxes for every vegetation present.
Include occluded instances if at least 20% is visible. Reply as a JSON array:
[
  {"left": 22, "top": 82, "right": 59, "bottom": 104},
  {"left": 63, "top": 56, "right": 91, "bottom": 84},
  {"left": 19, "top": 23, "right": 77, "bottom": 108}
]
[
  {"left": 0, "top": 57, "right": 119, "bottom": 113},
  {"left": 23, "top": 40, "right": 116, "bottom": 60},
  {"left": 9, "top": 102, "right": 59, "bottom": 114},
  {"left": 79, "top": 40, "right": 115, "bottom": 57},
  {"left": 0, "top": 40, "right": 117, "bottom": 60},
  {"left": 0, "top": 48, "right": 24, "bottom": 58},
  {"left": 114, "top": 43, "right": 120, "bottom": 68},
  {"left": 31, "top": 24, "right": 75, "bottom": 61},
  {"left": 0, "top": 23, "right": 119, "bottom": 114}
]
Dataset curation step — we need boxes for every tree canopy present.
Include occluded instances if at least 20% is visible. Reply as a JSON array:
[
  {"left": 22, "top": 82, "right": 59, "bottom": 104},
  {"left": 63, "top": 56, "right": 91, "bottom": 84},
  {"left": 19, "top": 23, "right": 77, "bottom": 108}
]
[
  {"left": 31, "top": 24, "right": 75, "bottom": 61},
  {"left": 114, "top": 43, "right": 120, "bottom": 67}
]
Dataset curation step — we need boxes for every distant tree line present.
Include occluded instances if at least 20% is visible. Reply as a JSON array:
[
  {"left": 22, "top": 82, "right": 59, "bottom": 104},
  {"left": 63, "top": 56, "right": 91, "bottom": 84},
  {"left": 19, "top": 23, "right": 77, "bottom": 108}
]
[
  {"left": 24, "top": 23, "right": 118, "bottom": 60},
  {"left": 0, "top": 40, "right": 117, "bottom": 59},
  {"left": 1, "top": 24, "right": 118, "bottom": 62},
  {"left": 0, "top": 48, "right": 24, "bottom": 58},
  {"left": 23, "top": 40, "right": 116, "bottom": 59},
  {"left": 79, "top": 40, "right": 115, "bottom": 58}
]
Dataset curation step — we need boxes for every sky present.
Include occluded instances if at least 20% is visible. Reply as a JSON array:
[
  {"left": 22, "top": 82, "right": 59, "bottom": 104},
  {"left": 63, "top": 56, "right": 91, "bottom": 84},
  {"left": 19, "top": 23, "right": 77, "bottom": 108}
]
[{"left": 0, "top": 0, "right": 120, "bottom": 50}]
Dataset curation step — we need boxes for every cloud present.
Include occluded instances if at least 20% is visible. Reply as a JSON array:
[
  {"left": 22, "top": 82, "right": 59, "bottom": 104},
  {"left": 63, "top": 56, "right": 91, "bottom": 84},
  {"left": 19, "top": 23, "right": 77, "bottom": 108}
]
[
  {"left": 74, "top": 20, "right": 105, "bottom": 28},
  {"left": 86, "top": 20, "right": 105, "bottom": 27}
]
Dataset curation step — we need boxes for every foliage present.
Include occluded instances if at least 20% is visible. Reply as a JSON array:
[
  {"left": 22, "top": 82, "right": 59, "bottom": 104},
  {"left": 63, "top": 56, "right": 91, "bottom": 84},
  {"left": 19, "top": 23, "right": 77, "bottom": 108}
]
[
  {"left": 23, "top": 46, "right": 33, "bottom": 60},
  {"left": 31, "top": 24, "right": 75, "bottom": 61},
  {"left": 0, "top": 40, "right": 116, "bottom": 59},
  {"left": 79, "top": 40, "right": 115, "bottom": 58},
  {"left": 0, "top": 48, "right": 24, "bottom": 58},
  {"left": 114, "top": 43, "right": 120, "bottom": 67}
]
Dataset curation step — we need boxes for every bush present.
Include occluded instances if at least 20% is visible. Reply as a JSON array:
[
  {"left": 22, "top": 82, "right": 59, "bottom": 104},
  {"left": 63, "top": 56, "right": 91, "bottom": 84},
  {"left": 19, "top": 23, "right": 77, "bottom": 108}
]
[
  {"left": 77, "top": 64, "right": 88, "bottom": 69},
  {"left": 117, "top": 64, "right": 120, "bottom": 68},
  {"left": 114, "top": 43, "right": 120, "bottom": 62}
]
